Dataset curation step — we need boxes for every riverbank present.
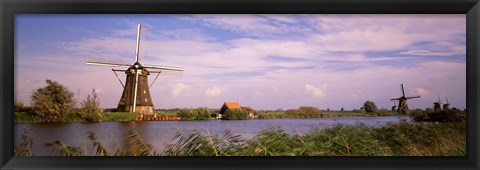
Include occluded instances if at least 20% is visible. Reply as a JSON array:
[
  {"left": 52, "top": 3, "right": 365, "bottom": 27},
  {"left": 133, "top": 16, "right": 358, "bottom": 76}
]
[
  {"left": 15, "top": 120, "right": 466, "bottom": 156},
  {"left": 14, "top": 111, "right": 140, "bottom": 124},
  {"left": 14, "top": 109, "right": 399, "bottom": 124}
]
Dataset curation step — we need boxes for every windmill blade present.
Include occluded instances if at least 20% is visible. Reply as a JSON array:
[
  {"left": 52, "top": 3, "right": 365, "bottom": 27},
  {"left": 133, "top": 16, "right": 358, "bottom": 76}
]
[
  {"left": 135, "top": 24, "right": 141, "bottom": 62},
  {"left": 143, "top": 64, "right": 184, "bottom": 71},
  {"left": 406, "top": 96, "right": 420, "bottom": 99},
  {"left": 401, "top": 84, "right": 406, "bottom": 97},
  {"left": 132, "top": 70, "right": 140, "bottom": 112},
  {"left": 445, "top": 97, "right": 449, "bottom": 104},
  {"left": 390, "top": 98, "right": 401, "bottom": 101},
  {"left": 86, "top": 61, "right": 131, "bottom": 67}
]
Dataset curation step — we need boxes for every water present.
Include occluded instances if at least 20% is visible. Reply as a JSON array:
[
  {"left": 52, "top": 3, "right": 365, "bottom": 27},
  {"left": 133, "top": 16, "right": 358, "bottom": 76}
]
[{"left": 14, "top": 116, "right": 412, "bottom": 156}]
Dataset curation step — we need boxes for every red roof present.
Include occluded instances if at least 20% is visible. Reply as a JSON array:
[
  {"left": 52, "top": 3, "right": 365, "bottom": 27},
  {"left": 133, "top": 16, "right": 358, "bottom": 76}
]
[{"left": 224, "top": 102, "right": 241, "bottom": 109}]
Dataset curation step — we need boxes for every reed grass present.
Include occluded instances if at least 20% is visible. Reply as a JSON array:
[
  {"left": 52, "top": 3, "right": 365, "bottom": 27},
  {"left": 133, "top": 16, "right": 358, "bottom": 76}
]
[{"left": 15, "top": 120, "right": 465, "bottom": 156}]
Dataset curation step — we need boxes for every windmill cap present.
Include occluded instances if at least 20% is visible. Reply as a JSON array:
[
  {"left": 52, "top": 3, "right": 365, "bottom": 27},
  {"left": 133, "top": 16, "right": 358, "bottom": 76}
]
[{"left": 132, "top": 62, "right": 144, "bottom": 69}]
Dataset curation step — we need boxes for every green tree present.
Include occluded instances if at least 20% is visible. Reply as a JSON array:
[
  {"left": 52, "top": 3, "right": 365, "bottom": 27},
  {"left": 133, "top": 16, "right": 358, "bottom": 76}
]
[
  {"left": 80, "top": 89, "right": 102, "bottom": 122},
  {"left": 363, "top": 101, "right": 378, "bottom": 113},
  {"left": 223, "top": 108, "right": 248, "bottom": 120},
  {"left": 30, "top": 79, "right": 76, "bottom": 122}
]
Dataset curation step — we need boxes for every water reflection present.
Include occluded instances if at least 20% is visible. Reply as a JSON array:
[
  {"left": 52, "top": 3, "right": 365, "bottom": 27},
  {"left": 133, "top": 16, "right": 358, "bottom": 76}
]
[{"left": 14, "top": 116, "right": 412, "bottom": 156}]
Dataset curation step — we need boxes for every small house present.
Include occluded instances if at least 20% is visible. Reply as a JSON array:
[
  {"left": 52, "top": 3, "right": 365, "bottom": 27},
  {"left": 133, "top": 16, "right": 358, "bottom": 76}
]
[
  {"left": 241, "top": 106, "right": 256, "bottom": 119},
  {"left": 220, "top": 102, "right": 242, "bottom": 115}
]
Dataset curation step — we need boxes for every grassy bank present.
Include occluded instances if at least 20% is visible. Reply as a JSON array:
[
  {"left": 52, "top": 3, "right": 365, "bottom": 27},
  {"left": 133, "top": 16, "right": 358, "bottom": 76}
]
[
  {"left": 15, "top": 121, "right": 465, "bottom": 156},
  {"left": 256, "top": 110, "right": 397, "bottom": 119},
  {"left": 14, "top": 112, "right": 140, "bottom": 124}
]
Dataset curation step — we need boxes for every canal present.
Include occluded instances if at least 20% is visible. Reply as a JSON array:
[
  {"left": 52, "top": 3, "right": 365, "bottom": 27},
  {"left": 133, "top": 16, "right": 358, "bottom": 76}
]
[{"left": 14, "top": 116, "right": 412, "bottom": 156}]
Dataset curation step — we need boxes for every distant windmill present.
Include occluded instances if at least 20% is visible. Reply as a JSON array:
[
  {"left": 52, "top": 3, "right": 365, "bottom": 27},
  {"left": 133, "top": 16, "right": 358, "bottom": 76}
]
[
  {"left": 86, "top": 24, "right": 184, "bottom": 114},
  {"left": 433, "top": 95, "right": 450, "bottom": 112},
  {"left": 391, "top": 100, "right": 397, "bottom": 112},
  {"left": 443, "top": 97, "right": 450, "bottom": 111},
  {"left": 433, "top": 94, "right": 443, "bottom": 111},
  {"left": 390, "top": 84, "right": 420, "bottom": 114}
]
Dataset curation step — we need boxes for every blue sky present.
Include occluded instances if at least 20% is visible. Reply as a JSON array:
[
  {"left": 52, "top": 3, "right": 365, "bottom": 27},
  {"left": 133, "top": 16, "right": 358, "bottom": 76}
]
[{"left": 14, "top": 14, "right": 466, "bottom": 110}]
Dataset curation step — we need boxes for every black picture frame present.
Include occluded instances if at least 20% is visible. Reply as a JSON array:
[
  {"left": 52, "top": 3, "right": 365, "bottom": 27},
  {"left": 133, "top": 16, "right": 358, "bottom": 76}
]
[{"left": 1, "top": 0, "right": 479, "bottom": 169}]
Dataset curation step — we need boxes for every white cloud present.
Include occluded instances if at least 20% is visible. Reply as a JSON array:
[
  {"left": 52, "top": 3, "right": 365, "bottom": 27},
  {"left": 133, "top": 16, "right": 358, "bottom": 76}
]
[
  {"left": 204, "top": 86, "right": 223, "bottom": 97},
  {"left": 400, "top": 50, "right": 454, "bottom": 56},
  {"left": 171, "top": 83, "right": 190, "bottom": 97},
  {"left": 190, "top": 14, "right": 311, "bottom": 37},
  {"left": 415, "top": 88, "right": 430, "bottom": 96},
  {"left": 304, "top": 84, "right": 326, "bottom": 98}
]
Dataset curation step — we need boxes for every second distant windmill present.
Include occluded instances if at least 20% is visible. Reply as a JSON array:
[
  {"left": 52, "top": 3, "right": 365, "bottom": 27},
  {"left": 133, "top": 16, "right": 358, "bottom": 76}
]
[{"left": 390, "top": 84, "right": 420, "bottom": 115}]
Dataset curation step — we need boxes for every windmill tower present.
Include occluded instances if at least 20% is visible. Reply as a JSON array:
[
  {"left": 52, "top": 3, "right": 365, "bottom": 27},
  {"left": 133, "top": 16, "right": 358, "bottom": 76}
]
[
  {"left": 433, "top": 95, "right": 450, "bottom": 112},
  {"left": 86, "top": 24, "right": 184, "bottom": 114},
  {"left": 443, "top": 97, "right": 450, "bottom": 111},
  {"left": 433, "top": 94, "right": 443, "bottom": 111},
  {"left": 390, "top": 84, "right": 420, "bottom": 115},
  {"left": 391, "top": 100, "right": 397, "bottom": 112}
]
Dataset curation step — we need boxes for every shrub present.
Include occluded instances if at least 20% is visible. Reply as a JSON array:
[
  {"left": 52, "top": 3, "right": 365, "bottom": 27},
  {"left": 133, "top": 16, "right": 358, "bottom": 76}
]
[
  {"left": 79, "top": 89, "right": 102, "bottom": 122},
  {"left": 177, "top": 109, "right": 196, "bottom": 120},
  {"left": 177, "top": 108, "right": 212, "bottom": 120},
  {"left": 195, "top": 107, "right": 212, "bottom": 120},
  {"left": 30, "top": 79, "right": 76, "bottom": 122},
  {"left": 223, "top": 108, "right": 248, "bottom": 120},
  {"left": 411, "top": 108, "right": 466, "bottom": 122},
  {"left": 363, "top": 101, "right": 378, "bottom": 114}
]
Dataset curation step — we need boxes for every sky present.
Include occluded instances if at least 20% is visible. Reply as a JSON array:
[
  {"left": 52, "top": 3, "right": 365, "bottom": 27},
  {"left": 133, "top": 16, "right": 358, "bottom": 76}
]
[{"left": 14, "top": 14, "right": 466, "bottom": 110}]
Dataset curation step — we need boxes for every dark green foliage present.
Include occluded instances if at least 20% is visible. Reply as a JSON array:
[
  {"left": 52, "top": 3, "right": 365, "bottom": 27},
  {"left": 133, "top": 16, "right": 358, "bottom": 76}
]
[
  {"left": 223, "top": 108, "right": 248, "bottom": 120},
  {"left": 195, "top": 107, "right": 212, "bottom": 120},
  {"left": 79, "top": 89, "right": 102, "bottom": 122},
  {"left": 14, "top": 112, "right": 39, "bottom": 123},
  {"left": 30, "top": 79, "right": 76, "bottom": 122},
  {"left": 177, "top": 108, "right": 212, "bottom": 120},
  {"left": 412, "top": 109, "right": 466, "bottom": 122},
  {"left": 363, "top": 101, "right": 378, "bottom": 113},
  {"left": 177, "top": 109, "right": 196, "bottom": 120}
]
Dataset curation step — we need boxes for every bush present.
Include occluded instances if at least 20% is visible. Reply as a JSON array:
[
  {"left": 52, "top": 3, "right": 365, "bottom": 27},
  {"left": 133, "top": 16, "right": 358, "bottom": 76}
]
[
  {"left": 79, "top": 89, "right": 102, "bottom": 122},
  {"left": 195, "top": 108, "right": 212, "bottom": 120},
  {"left": 363, "top": 101, "right": 378, "bottom": 114},
  {"left": 411, "top": 109, "right": 466, "bottom": 122},
  {"left": 177, "top": 109, "right": 196, "bottom": 120},
  {"left": 177, "top": 108, "right": 212, "bottom": 120},
  {"left": 223, "top": 108, "right": 248, "bottom": 120},
  {"left": 30, "top": 79, "right": 76, "bottom": 122}
]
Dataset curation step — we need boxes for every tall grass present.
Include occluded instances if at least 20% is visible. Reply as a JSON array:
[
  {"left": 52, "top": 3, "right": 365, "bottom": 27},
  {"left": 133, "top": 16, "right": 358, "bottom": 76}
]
[{"left": 15, "top": 120, "right": 465, "bottom": 156}]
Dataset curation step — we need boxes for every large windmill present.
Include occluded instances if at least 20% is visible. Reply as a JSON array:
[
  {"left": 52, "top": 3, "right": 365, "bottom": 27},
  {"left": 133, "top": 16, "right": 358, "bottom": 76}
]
[
  {"left": 390, "top": 84, "right": 420, "bottom": 114},
  {"left": 86, "top": 24, "right": 184, "bottom": 114}
]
